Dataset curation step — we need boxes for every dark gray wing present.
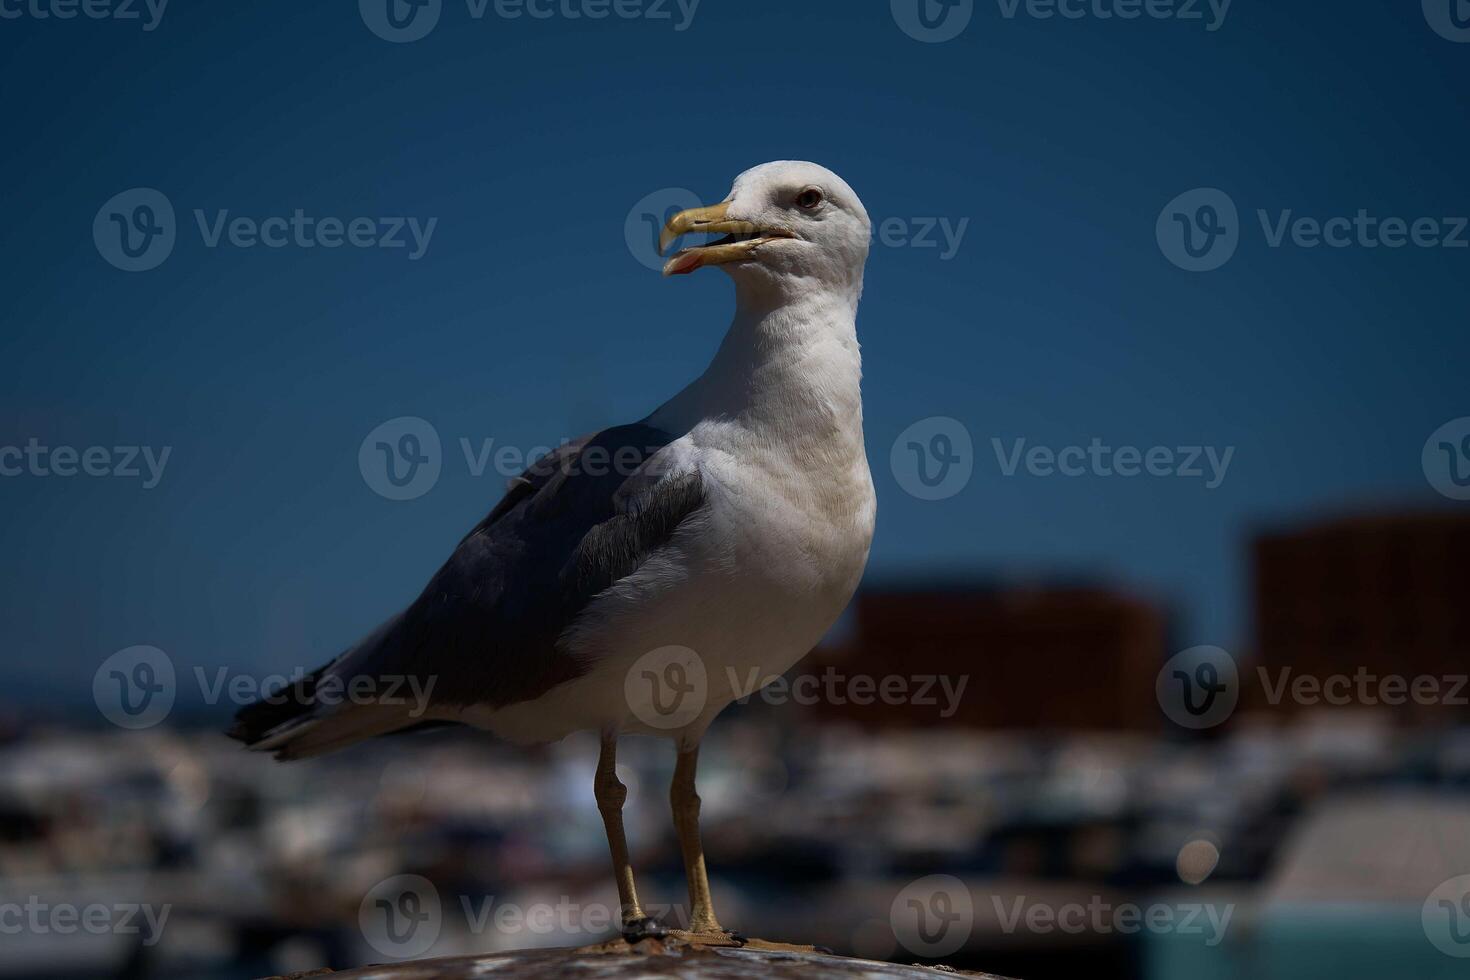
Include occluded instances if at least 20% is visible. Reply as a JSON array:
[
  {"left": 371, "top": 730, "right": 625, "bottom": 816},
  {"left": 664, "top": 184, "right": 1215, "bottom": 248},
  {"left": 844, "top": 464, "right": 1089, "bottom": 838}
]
[
  {"left": 230, "top": 422, "right": 705, "bottom": 747},
  {"left": 360, "top": 421, "right": 705, "bottom": 708}
]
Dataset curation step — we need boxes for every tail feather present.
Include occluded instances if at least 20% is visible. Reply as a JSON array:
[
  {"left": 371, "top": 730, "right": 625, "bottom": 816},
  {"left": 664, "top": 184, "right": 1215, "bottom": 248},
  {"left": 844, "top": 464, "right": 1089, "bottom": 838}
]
[
  {"left": 227, "top": 657, "right": 437, "bottom": 761},
  {"left": 243, "top": 707, "right": 418, "bottom": 760},
  {"left": 229, "top": 613, "right": 452, "bottom": 760}
]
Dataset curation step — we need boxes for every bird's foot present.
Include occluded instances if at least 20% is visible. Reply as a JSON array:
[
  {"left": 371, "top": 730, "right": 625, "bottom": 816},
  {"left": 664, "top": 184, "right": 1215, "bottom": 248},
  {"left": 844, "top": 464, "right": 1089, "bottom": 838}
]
[
  {"left": 620, "top": 916, "right": 669, "bottom": 943},
  {"left": 667, "top": 925, "right": 744, "bottom": 947}
]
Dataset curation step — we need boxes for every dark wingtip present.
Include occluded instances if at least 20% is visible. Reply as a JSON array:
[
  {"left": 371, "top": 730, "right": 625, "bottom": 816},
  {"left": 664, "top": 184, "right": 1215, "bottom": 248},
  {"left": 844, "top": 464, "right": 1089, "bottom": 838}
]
[{"left": 226, "top": 667, "right": 325, "bottom": 749}]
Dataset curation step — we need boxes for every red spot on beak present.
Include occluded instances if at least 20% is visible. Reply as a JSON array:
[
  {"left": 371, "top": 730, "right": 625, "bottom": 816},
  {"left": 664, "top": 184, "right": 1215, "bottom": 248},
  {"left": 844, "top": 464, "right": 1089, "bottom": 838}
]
[{"left": 664, "top": 250, "right": 704, "bottom": 276}]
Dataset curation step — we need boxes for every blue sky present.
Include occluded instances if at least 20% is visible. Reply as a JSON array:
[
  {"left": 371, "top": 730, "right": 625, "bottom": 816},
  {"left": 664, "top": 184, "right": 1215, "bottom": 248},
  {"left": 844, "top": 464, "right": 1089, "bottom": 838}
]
[{"left": 1, "top": 0, "right": 1467, "bottom": 712}]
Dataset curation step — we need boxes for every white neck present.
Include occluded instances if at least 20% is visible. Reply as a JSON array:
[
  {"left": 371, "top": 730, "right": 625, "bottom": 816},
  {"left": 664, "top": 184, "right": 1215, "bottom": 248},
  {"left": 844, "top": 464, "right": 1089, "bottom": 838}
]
[{"left": 648, "top": 276, "right": 865, "bottom": 458}]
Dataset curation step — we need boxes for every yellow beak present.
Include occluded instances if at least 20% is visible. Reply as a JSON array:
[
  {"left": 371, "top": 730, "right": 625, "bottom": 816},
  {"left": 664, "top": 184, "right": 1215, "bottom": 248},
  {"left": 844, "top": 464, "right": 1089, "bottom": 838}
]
[{"left": 658, "top": 201, "right": 791, "bottom": 276}]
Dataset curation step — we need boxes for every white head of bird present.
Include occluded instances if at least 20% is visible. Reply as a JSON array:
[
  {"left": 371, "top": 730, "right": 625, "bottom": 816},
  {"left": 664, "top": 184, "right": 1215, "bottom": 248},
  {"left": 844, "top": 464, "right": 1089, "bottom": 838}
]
[{"left": 659, "top": 161, "right": 871, "bottom": 306}]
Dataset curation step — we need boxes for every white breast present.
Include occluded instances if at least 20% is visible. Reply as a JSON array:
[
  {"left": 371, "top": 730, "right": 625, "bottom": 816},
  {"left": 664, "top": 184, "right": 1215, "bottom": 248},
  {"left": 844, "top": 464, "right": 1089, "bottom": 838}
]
[{"left": 471, "top": 277, "right": 875, "bottom": 745}]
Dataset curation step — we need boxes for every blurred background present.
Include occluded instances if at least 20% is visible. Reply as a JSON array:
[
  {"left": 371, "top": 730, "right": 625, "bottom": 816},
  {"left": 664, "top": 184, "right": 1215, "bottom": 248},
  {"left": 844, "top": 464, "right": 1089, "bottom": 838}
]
[{"left": 2, "top": 1, "right": 1469, "bottom": 978}]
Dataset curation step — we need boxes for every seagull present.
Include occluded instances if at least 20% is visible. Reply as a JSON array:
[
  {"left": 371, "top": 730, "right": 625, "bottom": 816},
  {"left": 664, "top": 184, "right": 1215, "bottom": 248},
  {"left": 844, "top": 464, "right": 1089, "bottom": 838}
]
[{"left": 231, "top": 161, "right": 876, "bottom": 943}]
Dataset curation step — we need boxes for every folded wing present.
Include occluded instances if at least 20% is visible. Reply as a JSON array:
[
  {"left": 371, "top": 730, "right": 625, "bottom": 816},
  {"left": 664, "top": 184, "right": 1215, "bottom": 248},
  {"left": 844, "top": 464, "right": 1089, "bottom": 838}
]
[{"left": 229, "top": 422, "right": 705, "bottom": 758}]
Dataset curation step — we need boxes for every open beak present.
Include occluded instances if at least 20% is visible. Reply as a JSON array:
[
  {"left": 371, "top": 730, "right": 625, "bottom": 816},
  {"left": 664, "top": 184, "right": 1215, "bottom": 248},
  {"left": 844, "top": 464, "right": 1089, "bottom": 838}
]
[{"left": 658, "top": 201, "right": 792, "bottom": 276}]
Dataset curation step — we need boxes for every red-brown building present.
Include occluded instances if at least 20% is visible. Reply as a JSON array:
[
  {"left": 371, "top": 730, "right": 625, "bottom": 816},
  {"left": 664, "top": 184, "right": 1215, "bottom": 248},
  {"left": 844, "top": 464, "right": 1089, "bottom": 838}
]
[
  {"left": 1249, "top": 510, "right": 1470, "bottom": 722},
  {"left": 804, "top": 585, "right": 1168, "bottom": 730}
]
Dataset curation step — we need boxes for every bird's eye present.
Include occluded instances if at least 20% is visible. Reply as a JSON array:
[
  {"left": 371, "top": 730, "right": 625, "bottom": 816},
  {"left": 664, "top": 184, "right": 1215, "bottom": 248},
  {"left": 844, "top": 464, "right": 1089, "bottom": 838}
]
[{"left": 796, "top": 187, "right": 823, "bottom": 211}]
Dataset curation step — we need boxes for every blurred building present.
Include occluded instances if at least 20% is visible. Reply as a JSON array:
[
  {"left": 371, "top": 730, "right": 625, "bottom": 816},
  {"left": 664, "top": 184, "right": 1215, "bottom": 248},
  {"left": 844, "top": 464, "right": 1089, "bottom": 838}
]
[
  {"left": 1250, "top": 511, "right": 1470, "bottom": 723},
  {"left": 807, "top": 585, "right": 1168, "bottom": 731}
]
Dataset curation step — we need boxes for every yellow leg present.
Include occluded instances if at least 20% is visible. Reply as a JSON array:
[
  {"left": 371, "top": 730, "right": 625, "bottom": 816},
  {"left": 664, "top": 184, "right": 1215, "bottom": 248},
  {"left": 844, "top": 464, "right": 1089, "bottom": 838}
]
[
  {"left": 671, "top": 743, "right": 723, "bottom": 935},
  {"left": 595, "top": 732, "right": 646, "bottom": 927}
]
